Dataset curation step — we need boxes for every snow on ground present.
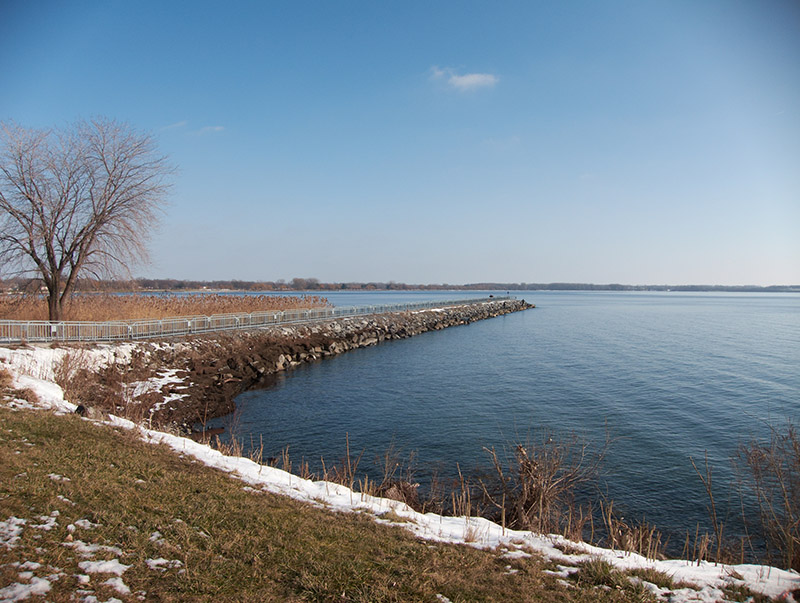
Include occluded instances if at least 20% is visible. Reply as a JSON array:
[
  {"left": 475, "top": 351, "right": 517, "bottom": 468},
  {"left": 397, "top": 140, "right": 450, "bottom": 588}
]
[
  {"left": 124, "top": 368, "right": 190, "bottom": 415},
  {"left": 2, "top": 343, "right": 799, "bottom": 602},
  {"left": 0, "top": 343, "right": 137, "bottom": 383},
  {"left": 0, "top": 509, "right": 130, "bottom": 602}
]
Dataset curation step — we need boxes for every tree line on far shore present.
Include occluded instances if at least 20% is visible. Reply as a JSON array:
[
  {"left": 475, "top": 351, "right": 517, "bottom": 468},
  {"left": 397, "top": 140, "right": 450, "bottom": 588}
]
[{"left": 1, "top": 276, "right": 797, "bottom": 294}]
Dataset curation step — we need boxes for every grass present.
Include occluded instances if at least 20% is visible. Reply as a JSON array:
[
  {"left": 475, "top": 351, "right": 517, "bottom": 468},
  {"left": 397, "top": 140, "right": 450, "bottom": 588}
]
[
  {"left": 572, "top": 558, "right": 655, "bottom": 601},
  {"left": 719, "top": 583, "right": 773, "bottom": 603},
  {"left": 0, "top": 293, "right": 329, "bottom": 322},
  {"left": 0, "top": 405, "right": 657, "bottom": 602},
  {"left": 626, "top": 567, "right": 678, "bottom": 590}
]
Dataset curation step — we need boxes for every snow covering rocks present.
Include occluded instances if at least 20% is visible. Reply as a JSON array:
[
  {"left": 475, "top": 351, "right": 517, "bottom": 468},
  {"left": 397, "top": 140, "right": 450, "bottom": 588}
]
[{"left": 126, "top": 368, "right": 190, "bottom": 415}]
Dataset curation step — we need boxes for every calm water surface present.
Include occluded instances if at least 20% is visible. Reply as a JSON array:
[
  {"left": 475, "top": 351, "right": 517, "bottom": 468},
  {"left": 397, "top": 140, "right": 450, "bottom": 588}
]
[{"left": 210, "top": 291, "right": 800, "bottom": 548}]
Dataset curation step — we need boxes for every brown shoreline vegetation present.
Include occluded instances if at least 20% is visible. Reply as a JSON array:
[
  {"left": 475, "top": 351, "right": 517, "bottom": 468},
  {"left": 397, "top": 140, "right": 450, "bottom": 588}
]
[{"left": 0, "top": 292, "right": 330, "bottom": 322}]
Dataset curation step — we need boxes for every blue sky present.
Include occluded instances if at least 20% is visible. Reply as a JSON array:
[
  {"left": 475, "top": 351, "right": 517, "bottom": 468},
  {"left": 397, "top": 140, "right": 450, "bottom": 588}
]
[{"left": 1, "top": 1, "right": 798, "bottom": 285}]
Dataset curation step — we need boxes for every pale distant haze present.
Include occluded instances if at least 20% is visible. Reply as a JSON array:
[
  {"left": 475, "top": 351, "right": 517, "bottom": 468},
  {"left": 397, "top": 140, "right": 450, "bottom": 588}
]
[{"left": 1, "top": 1, "right": 798, "bottom": 286}]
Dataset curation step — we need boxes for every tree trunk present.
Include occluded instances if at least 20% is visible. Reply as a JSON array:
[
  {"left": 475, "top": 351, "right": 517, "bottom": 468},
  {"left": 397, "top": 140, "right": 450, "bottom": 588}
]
[{"left": 47, "top": 287, "right": 62, "bottom": 322}]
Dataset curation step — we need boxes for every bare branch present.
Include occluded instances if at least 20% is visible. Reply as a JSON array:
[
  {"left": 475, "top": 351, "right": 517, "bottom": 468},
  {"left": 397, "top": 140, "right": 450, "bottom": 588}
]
[{"left": 0, "top": 118, "right": 173, "bottom": 320}]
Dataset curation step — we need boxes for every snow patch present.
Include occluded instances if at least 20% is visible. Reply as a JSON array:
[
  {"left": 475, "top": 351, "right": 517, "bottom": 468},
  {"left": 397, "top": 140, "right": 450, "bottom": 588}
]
[
  {"left": 102, "top": 576, "right": 131, "bottom": 595},
  {"left": 1, "top": 516, "right": 26, "bottom": 549},
  {"left": 31, "top": 511, "right": 59, "bottom": 531},
  {"left": 125, "top": 368, "right": 190, "bottom": 414},
  {"left": 148, "top": 531, "right": 165, "bottom": 546},
  {"left": 64, "top": 540, "right": 124, "bottom": 557},
  {"left": 0, "top": 576, "right": 52, "bottom": 601},
  {"left": 146, "top": 557, "right": 183, "bottom": 571},
  {"left": 78, "top": 559, "right": 130, "bottom": 576}
]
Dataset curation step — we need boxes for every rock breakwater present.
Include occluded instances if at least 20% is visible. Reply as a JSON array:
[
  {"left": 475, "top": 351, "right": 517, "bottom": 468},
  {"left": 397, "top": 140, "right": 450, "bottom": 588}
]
[
  {"left": 44, "top": 300, "right": 531, "bottom": 430},
  {"left": 171, "top": 299, "right": 532, "bottom": 429}
]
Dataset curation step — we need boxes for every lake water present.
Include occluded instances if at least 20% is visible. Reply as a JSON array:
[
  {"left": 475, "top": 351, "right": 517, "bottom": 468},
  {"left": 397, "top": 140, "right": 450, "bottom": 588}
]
[{"left": 210, "top": 291, "right": 800, "bottom": 551}]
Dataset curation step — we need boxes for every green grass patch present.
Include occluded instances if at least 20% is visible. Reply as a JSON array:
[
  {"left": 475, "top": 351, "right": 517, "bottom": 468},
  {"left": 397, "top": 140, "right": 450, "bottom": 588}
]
[
  {"left": 572, "top": 558, "right": 658, "bottom": 602},
  {"left": 627, "top": 567, "right": 675, "bottom": 590},
  {"left": 1, "top": 406, "right": 659, "bottom": 601},
  {"left": 719, "top": 582, "right": 773, "bottom": 603}
]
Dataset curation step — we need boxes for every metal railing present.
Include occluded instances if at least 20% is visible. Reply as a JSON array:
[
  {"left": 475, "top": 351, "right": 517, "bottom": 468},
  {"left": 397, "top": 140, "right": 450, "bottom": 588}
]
[{"left": 0, "top": 296, "right": 513, "bottom": 343}]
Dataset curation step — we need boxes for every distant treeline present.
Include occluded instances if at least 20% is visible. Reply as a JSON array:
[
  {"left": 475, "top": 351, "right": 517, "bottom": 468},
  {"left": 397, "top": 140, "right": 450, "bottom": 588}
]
[
  {"left": 465, "top": 283, "right": 800, "bottom": 293},
  {"left": 1, "top": 277, "right": 797, "bottom": 294}
]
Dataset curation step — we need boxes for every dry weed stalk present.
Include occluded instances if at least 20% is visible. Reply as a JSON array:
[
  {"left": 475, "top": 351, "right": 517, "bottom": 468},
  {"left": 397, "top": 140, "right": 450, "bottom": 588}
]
[
  {"left": 450, "top": 464, "right": 474, "bottom": 518},
  {"left": 273, "top": 445, "right": 314, "bottom": 480},
  {"left": 690, "top": 452, "right": 726, "bottom": 563},
  {"left": 600, "top": 500, "right": 665, "bottom": 560},
  {"left": 737, "top": 422, "right": 800, "bottom": 570}
]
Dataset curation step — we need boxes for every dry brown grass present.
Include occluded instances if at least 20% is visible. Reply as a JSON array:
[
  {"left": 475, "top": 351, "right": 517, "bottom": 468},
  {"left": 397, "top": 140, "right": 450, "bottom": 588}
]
[
  {"left": 0, "top": 366, "right": 12, "bottom": 389},
  {"left": 0, "top": 406, "right": 641, "bottom": 602},
  {"left": 0, "top": 292, "right": 329, "bottom": 321}
]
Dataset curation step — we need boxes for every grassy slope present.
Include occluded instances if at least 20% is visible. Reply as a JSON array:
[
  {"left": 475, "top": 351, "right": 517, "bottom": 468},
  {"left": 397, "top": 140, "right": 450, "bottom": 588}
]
[{"left": 0, "top": 406, "right": 669, "bottom": 603}]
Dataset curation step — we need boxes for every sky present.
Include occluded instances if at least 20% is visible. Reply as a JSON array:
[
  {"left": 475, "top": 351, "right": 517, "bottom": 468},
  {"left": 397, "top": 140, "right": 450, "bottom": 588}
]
[{"left": 1, "top": 1, "right": 798, "bottom": 286}]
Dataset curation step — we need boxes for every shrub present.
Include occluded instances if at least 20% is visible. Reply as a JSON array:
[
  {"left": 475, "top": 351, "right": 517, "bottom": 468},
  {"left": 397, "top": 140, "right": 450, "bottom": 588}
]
[
  {"left": 479, "top": 431, "right": 608, "bottom": 539},
  {"left": 737, "top": 422, "right": 800, "bottom": 571}
]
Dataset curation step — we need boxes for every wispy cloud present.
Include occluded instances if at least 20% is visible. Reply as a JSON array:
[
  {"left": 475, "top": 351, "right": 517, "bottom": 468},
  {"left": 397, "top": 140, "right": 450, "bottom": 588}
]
[
  {"left": 197, "top": 125, "right": 225, "bottom": 135},
  {"left": 161, "top": 120, "right": 188, "bottom": 131},
  {"left": 430, "top": 66, "right": 499, "bottom": 91}
]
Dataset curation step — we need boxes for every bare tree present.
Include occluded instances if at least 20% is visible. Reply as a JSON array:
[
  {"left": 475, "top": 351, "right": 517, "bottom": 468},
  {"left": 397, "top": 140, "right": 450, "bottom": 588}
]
[{"left": 0, "top": 118, "right": 172, "bottom": 321}]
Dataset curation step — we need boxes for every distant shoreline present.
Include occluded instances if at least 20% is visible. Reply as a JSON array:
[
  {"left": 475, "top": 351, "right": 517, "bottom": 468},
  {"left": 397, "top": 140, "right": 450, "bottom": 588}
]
[
  {"left": 94, "top": 284, "right": 800, "bottom": 294},
  {"left": 2, "top": 278, "right": 799, "bottom": 295}
]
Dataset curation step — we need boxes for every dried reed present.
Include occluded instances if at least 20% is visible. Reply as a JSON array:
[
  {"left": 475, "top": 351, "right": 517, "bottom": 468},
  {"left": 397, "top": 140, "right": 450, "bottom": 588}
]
[{"left": 0, "top": 293, "right": 329, "bottom": 321}]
